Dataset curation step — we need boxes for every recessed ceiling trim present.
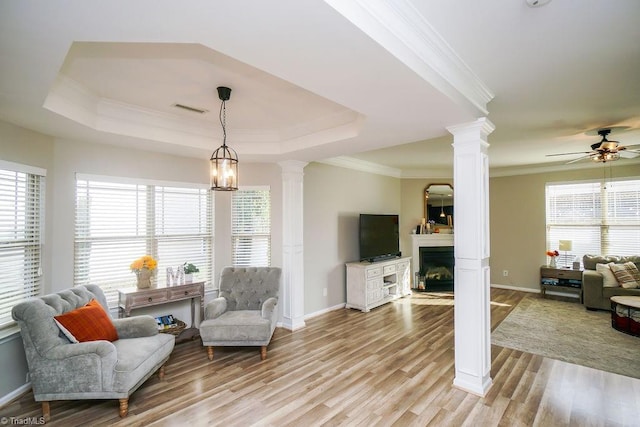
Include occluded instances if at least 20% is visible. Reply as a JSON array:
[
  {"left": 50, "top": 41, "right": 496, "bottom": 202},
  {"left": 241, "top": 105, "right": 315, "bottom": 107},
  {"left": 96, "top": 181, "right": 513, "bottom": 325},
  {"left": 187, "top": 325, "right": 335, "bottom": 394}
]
[{"left": 44, "top": 75, "right": 366, "bottom": 154}]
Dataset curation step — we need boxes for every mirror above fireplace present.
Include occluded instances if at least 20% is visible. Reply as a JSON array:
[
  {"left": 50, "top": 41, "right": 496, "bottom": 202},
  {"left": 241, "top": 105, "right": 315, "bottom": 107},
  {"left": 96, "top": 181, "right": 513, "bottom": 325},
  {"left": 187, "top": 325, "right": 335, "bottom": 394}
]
[{"left": 424, "top": 183, "right": 453, "bottom": 228}]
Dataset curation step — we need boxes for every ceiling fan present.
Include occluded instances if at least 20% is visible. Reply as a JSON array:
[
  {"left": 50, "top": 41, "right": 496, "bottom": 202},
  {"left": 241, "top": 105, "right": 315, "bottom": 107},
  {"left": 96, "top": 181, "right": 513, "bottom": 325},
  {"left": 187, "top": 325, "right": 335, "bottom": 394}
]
[{"left": 547, "top": 129, "right": 640, "bottom": 164}]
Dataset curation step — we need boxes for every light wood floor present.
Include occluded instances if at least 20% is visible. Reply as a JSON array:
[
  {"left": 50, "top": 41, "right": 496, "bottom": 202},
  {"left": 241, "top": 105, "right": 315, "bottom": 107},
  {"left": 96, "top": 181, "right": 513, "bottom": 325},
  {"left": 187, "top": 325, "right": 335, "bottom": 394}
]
[{"left": 2, "top": 288, "right": 640, "bottom": 426}]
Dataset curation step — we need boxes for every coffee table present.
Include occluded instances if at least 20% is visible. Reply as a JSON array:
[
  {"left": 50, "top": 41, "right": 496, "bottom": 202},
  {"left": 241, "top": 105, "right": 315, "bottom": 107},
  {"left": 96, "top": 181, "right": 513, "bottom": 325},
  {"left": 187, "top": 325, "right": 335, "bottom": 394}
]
[{"left": 610, "top": 295, "right": 640, "bottom": 337}]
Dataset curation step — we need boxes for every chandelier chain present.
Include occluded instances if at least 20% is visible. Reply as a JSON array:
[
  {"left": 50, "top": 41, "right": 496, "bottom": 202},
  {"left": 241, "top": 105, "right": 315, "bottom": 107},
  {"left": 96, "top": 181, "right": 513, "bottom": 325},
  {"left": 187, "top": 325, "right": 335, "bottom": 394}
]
[{"left": 219, "top": 99, "right": 227, "bottom": 146}]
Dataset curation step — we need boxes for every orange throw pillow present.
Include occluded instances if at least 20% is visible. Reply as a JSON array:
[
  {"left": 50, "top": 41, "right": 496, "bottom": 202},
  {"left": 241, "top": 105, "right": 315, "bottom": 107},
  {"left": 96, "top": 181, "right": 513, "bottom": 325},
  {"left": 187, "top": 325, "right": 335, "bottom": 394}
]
[{"left": 54, "top": 299, "right": 119, "bottom": 343}]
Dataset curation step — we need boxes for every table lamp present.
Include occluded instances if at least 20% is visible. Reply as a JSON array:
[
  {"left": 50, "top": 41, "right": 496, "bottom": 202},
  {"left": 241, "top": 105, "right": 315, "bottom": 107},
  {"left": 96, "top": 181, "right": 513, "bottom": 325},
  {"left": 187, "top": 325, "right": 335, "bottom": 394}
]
[{"left": 558, "top": 240, "right": 572, "bottom": 268}]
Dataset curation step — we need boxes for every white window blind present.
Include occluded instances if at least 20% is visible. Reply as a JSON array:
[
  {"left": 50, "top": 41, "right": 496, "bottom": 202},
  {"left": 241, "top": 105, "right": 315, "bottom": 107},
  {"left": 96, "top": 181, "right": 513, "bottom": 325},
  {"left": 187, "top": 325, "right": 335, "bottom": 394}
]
[
  {"left": 546, "top": 178, "right": 640, "bottom": 266},
  {"left": 75, "top": 177, "right": 213, "bottom": 307},
  {"left": 231, "top": 187, "right": 271, "bottom": 267},
  {"left": 0, "top": 166, "right": 44, "bottom": 330}
]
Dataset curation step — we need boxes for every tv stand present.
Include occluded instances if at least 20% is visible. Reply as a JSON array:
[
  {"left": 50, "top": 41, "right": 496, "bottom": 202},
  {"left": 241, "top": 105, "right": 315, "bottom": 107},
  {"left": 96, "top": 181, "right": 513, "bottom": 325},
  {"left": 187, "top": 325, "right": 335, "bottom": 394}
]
[
  {"left": 366, "top": 252, "right": 401, "bottom": 263},
  {"left": 345, "top": 256, "right": 411, "bottom": 312}
]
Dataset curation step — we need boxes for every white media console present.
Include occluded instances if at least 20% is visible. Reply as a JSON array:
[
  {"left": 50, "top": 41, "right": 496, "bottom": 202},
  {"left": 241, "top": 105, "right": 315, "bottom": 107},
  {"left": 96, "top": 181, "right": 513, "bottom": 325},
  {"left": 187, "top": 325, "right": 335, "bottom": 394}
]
[{"left": 345, "top": 256, "right": 412, "bottom": 312}]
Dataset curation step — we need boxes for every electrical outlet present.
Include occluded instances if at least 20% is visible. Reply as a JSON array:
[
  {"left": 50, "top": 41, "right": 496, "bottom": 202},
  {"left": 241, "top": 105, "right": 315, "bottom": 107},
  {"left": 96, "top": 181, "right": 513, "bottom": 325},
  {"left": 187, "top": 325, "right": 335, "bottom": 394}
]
[
  {"left": 323, "top": 288, "right": 327, "bottom": 297},
  {"left": 503, "top": 270, "right": 509, "bottom": 277}
]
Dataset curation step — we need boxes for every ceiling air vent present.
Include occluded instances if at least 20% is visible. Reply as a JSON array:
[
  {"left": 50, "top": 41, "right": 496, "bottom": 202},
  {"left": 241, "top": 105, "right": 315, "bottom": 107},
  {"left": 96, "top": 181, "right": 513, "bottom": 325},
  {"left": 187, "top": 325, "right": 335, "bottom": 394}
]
[{"left": 172, "top": 103, "right": 208, "bottom": 114}]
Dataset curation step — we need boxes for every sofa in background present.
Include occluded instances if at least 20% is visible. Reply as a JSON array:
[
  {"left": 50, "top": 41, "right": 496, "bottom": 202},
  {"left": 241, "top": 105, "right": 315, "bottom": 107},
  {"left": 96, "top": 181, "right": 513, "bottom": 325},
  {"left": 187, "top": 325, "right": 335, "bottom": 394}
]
[
  {"left": 11, "top": 285, "right": 175, "bottom": 421},
  {"left": 582, "top": 255, "right": 640, "bottom": 311}
]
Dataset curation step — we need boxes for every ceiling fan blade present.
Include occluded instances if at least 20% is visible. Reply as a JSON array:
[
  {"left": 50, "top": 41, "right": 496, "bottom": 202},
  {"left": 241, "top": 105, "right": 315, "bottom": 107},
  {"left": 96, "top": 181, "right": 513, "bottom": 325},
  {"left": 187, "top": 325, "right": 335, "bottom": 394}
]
[
  {"left": 565, "top": 154, "right": 593, "bottom": 164},
  {"left": 546, "top": 151, "right": 593, "bottom": 157},
  {"left": 620, "top": 150, "right": 640, "bottom": 158}
]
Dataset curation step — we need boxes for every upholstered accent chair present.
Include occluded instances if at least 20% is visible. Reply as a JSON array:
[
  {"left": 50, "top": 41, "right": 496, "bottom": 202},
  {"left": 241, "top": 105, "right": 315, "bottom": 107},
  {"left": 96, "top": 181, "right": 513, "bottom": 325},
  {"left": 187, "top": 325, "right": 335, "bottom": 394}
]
[
  {"left": 200, "top": 267, "right": 280, "bottom": 361},
  {"left": 11, "top": 285, "right": 175, "bottom": 421}
]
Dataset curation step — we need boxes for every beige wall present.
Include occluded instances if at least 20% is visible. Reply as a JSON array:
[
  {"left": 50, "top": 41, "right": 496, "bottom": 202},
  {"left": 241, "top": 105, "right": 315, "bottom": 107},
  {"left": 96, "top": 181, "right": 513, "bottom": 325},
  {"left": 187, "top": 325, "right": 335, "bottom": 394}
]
[
  {"left": 303, "top": 162, "right": 401, "bottom": 314},
  {"left": 490, "top": 165, "right": 640, "bottom": 291}
]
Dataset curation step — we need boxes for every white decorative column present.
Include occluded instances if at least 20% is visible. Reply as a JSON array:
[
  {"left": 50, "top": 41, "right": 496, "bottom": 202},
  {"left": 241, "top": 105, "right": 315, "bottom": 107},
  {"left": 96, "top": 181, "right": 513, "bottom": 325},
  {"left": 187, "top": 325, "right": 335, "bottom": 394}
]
[
  {"left": 279, "top": 160, "right": 308, "bottom": 331},
  {"left": 448, "top": 117, "right": 495, "bottom": 396}
]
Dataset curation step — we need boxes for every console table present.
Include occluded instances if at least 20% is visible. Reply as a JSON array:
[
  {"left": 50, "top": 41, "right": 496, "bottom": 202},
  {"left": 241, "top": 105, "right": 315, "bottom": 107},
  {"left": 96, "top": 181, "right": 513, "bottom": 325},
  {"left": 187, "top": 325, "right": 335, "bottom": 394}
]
[{"left": 118, "top": 281, "right": 205, "bottom": 342}]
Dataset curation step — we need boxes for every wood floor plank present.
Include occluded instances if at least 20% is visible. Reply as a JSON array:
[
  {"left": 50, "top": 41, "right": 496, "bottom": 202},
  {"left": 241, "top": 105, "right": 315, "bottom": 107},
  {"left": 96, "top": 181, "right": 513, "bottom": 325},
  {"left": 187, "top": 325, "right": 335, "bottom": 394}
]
[{"left": 2, "top": 288, "right": 640, "bottom": 426}]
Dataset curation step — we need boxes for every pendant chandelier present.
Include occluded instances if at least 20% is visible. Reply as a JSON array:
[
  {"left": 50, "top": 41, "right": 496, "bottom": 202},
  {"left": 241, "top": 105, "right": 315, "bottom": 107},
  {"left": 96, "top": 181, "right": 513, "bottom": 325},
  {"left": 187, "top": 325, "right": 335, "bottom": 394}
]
[
  {"left": 210, "top": 86, "right": 238, "bottom": 191},
  {"left": 440, "top": 197, "right": 446, "bottom": 218}
]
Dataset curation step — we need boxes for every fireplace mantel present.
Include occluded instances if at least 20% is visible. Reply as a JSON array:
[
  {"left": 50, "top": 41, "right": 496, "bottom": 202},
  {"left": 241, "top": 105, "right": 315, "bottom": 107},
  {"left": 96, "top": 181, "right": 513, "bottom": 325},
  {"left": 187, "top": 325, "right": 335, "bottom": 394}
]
[{"left": 411, "top": 234, "right": 454, "bottom": 274}]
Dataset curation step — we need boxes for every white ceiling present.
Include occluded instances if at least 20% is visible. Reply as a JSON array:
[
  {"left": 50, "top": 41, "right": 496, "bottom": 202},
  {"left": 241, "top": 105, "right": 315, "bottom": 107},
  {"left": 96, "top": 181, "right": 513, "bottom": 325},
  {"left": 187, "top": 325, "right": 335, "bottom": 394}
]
[{"left": 1, "top": 0, "right": 639, "bottom": 177}]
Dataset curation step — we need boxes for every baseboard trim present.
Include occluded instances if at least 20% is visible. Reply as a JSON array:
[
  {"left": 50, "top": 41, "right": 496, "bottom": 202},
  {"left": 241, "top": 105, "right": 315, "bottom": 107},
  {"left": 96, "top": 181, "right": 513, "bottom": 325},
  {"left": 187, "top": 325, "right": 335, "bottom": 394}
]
[
  {"left": 490, "top": 284, "right": 540, "bottom": 294},
  {"left": 304, "top": 303, "right": 346, "bottom": 321},
  {"left": 0, "top": 383, "right": 30, "bottom": 408}
]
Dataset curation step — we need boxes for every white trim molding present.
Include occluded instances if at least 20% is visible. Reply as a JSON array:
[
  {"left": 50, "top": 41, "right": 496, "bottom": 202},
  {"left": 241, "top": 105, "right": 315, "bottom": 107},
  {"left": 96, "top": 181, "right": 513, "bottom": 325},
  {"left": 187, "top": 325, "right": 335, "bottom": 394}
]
[{"left": 323, "top": 0, "right": 494, "bottom": 116}]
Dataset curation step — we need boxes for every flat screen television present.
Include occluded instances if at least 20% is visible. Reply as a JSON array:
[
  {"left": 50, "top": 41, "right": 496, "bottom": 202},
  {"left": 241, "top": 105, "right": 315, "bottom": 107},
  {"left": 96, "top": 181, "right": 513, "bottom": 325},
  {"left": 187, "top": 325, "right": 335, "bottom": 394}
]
[{"left": 359, "top": 214, "right": 401, "bottom": 262}]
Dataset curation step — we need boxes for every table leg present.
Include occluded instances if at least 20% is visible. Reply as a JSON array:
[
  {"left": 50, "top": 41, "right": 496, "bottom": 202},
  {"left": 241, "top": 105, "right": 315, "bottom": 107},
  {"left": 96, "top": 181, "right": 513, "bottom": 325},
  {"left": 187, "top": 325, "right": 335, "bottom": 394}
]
[{"left": 190, "top": 297, "right": 195, "bottom": 328}]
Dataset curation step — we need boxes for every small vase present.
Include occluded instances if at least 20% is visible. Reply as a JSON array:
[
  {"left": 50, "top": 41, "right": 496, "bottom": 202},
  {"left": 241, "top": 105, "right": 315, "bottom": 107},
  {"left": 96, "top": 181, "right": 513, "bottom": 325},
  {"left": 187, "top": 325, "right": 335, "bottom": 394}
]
[
  {"left": 136, "top": 269, "right": 152, "bottom": 289},
  {"left": 549, "top": 257, "right": 557, "bottom": 268}
]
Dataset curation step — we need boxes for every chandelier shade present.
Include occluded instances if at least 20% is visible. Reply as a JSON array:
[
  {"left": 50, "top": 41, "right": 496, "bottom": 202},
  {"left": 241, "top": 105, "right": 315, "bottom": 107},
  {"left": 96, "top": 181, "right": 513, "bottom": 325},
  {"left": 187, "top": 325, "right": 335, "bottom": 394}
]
[{"left": 210, "top": 86, "right": 238, "bottom": 191}]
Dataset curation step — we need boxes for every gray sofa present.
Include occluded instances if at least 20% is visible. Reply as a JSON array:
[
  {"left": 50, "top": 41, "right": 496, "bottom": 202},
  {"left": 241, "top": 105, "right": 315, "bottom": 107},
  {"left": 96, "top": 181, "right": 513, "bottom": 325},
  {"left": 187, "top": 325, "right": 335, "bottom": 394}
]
[
  {"left": 11, "top": 285, "right": 175, "bottom": 421},
  {"left": 582, "top": 255, "right": 640, "bottom": 310},
  {"left": 200, "top": 266, "right": 280, "bottom": 361}
]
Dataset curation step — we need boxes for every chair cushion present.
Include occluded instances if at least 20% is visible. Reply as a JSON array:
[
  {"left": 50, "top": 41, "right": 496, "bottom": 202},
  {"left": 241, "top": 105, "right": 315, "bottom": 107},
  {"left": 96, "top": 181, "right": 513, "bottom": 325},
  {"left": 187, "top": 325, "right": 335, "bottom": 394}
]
[
  {"left": 54, "top": 299, "right": 119, "bottom": 343},
  {"left": 200, "top": 310, "right": 271, "bottom": 342},
  {"left": 111, "top": 333, "right": 175, "bottom": 392}
]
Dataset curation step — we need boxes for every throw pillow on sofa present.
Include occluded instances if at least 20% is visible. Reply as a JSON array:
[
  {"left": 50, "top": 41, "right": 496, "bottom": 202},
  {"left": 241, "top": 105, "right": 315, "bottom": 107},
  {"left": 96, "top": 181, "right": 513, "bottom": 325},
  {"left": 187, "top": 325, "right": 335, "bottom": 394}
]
[
  {"left": 609, "top": 262, "right": 640, "bottom": 289},
  {"left": 54, "top": 299, "right": 119, "bottom": 342},
  {"left": 596, "top": 263, "right": 619, "bottom": 287}
]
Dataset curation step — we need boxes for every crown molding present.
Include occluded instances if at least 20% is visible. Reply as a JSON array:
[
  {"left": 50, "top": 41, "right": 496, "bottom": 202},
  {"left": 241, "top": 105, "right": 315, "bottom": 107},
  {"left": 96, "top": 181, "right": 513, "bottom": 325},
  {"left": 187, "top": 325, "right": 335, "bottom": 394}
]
[
  {"left": 324, "top": 0, "right": 494, "bottom": 115},
  {"left": 400, "top": 167, "right": 453, "bottom": 179},
  {"left": 489, "top": 158, "right": 640, "bottom": 178},
  {"left": 320, "top": 154, "right": 640, "bottom": 180}
]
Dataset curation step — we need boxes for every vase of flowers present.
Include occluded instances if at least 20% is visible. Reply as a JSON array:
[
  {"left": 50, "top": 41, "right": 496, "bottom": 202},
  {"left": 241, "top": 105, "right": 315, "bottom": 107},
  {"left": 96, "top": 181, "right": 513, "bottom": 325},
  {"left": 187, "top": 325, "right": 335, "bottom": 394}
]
[
  {"left": 130, "top": 255, "right": 158, "bottom": 289},
  {"left": 546, "top": 250, "right": 559, "bottom": 268}
]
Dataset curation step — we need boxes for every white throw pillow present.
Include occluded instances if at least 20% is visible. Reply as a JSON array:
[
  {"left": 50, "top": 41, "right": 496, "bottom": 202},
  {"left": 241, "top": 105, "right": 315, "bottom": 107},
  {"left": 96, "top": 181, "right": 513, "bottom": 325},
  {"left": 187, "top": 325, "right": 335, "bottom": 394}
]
[{"left": 596, "top": 263, "right": 619, "bottom": 288}]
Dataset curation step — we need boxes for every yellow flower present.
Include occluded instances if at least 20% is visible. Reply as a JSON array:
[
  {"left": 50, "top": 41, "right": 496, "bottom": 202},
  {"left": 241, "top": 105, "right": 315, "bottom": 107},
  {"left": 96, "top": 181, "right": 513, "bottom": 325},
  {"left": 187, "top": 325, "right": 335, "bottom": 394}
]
[{"left": 130, "top": 255, "right": 158, "bottom": 272}]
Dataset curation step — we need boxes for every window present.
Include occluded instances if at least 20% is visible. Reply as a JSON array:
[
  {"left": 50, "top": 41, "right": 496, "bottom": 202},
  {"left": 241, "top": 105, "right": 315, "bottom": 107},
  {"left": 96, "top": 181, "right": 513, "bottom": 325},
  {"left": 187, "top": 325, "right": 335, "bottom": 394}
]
[
  {"left": 231, "top": 187, "right": 271, "bottom": 267},
  {"left": 75, "top": 175, "right": 213, "bottom": 307},
  {"left": 546, "top": 178, "right": 640, "bottom": 265},
  {"left": 0, "top": 162, "right": 45, "bottom": 331}
]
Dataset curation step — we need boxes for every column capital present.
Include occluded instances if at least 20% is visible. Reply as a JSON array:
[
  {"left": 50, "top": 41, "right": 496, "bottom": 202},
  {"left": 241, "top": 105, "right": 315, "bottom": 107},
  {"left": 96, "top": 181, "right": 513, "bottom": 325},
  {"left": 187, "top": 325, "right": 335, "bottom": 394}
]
[
  {"left": 447, "top": 117, "right": 495, "bottom": 142},
  {"left": 278, "top": 160, "right": 308, "bottom": 174}
]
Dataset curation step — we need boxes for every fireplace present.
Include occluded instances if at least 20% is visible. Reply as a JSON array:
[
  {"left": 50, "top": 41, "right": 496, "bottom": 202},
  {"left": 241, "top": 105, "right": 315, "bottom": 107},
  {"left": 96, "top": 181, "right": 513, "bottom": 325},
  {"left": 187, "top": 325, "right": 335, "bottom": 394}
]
[{"left": 418, "top": 246, "right": 454, "bottom": 292}]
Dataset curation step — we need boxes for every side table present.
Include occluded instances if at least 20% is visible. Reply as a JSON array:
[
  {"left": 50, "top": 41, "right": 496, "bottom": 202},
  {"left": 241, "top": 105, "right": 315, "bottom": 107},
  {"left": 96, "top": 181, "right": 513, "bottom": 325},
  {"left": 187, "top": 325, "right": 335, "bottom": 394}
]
[
  {"left": 611, "top": 296, "right": 640, "bottom": 337},
  {"left": 118, "top": 281, "right": 205, "bottom": 343},
  {"left": 540, "top": 266, "right": 583, "bottom": 303}
]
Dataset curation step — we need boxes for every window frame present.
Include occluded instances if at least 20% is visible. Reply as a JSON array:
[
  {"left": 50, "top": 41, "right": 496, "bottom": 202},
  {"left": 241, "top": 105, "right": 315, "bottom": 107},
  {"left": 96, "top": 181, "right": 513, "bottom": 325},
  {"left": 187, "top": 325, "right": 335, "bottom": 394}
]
[
  {"left": 0, "top": 160, "right": 46, "bottom": 333},
  {"left": 546, "top": 176, "right": 640, "bottom": 265},
  {"left": 74, "top": 174, "right": 214, "bottom": 308},
  {"left": 231, "top": 185, "right": 271, "bottom": 267}
]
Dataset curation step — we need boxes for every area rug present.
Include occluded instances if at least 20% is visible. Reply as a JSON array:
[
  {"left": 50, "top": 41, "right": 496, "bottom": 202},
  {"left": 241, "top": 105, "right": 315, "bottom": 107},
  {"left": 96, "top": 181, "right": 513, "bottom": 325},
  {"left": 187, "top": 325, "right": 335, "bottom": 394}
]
[{"left": 491, "top": 295, "right": 640, "bottom": 379}]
